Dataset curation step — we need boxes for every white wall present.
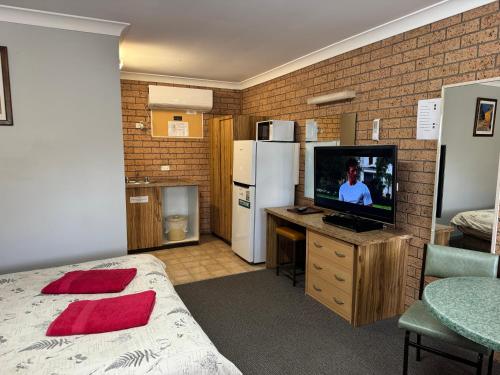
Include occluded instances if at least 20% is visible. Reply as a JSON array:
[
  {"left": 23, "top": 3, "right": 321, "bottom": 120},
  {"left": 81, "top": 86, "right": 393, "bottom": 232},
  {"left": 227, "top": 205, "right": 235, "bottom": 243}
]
[
  {"left": 0, "top": 22, "right": 127, "bottom": 273},
  {"left": 437, "top": 82, "right": 500, "bottom": 226}
]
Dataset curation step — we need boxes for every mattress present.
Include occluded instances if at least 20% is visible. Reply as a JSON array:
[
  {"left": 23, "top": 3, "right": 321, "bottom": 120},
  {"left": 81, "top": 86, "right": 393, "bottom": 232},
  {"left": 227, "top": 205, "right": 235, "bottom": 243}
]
[
  {"left": 450, "top": 209, "right": 495, "bottom": 240},
  {"left": 0, "top": 254, "right": 241, "bottom": 375}
]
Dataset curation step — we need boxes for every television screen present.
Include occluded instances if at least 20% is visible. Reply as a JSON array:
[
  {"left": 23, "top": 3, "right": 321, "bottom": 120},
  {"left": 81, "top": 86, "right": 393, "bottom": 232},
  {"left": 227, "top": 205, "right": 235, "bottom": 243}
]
[{"left": 314, "top": 145, "right": 397, "bottom": 224}]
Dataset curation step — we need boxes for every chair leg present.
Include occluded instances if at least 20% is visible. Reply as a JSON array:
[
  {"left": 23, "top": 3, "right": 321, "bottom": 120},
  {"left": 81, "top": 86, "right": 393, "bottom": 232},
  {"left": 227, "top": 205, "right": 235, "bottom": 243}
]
[
  {"left": 416, "top": 334, "right": 421, "bottom": 361},
  {"left": 403, "top": 331, "right": 409, "bottom": 375},
  {"left": 487, "top": 351, "right": 494, "bottom": 375},
  {"left": 477, "top": 353, "right": 483, "bottom": 375},
  {"left": 276, "top": 236, "right": 280, "bottom": 276},
  {"left": 292, "top": 241, "right": 297, "bottom": 287}
]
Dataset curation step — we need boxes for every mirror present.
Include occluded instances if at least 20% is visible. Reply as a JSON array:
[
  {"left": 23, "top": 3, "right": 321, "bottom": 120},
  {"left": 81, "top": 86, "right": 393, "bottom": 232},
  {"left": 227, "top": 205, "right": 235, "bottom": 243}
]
[{"left": 431, "top": 78, "right": 500, "bottom": 253}]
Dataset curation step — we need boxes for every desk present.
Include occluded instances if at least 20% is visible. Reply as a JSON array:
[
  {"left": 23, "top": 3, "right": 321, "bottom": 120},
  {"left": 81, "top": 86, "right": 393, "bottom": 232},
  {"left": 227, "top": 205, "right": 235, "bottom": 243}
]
[
  {"left": 423, "top": 277, "right": 500, "bottom": 351},
  {"left": 434, "top": 224, "right": 454, "bottom": 246},
  {"left": 265, "top": 207, "right": 411, "bottom": 326}
]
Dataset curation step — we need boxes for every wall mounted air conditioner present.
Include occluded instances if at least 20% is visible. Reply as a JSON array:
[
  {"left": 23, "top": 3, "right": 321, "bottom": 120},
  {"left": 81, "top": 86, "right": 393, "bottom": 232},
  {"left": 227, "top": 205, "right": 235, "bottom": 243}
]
[{"left": 148, "top": 85, "right": 213, "bottom": 112}]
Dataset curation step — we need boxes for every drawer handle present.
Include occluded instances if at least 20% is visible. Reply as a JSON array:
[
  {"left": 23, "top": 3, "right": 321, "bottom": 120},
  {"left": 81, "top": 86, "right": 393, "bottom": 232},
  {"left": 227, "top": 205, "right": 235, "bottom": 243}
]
[
  {"left": 334, "top": 251, "right": 346, "bottom": 258},
  {"left": 333, "top": 297, "right": 344, "bottom": 305},
  {"left": 313, "top": 241, "right": 323, "bottom": 249},
  {"left": 334, "top": 274, "right": 345, "bottom": 282},
  {"left": 313, "top": 263, "right": 323, "bottom": 270},
  {"left": 313, "top": 284, "right": 322, "bottom": 292}
]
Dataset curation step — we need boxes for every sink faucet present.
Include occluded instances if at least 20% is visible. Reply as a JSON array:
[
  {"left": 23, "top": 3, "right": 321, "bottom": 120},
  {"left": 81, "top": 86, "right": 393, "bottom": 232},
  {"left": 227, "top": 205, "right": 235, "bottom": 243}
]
[{"left": 144, "top": 176, "right": 150, "bottom": 183}]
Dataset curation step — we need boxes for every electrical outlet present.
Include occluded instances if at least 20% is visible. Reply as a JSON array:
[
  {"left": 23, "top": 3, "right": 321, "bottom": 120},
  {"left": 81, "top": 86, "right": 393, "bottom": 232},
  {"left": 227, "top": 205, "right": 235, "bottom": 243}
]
[
  {"left": 160, "top": 165, "right": 170, "bottom": 171},
  {"left": 372, "top": 119, "right": 380, "bottom": 141},
  {"left": 135, "top": 122, "right": 145, "bottom": 129}
]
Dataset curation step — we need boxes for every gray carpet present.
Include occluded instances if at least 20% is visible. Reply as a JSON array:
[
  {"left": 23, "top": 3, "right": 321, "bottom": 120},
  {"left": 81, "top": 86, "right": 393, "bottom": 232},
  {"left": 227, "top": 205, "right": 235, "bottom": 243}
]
[{"left": 176, "top": 270, "right": 498, "bottom": 375}]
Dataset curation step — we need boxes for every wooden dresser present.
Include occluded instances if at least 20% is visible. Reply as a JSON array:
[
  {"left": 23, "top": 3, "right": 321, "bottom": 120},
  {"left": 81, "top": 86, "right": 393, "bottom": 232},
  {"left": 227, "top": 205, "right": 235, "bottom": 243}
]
[{"left": 266, "top": 207, "right": 411, "bottom": 327}]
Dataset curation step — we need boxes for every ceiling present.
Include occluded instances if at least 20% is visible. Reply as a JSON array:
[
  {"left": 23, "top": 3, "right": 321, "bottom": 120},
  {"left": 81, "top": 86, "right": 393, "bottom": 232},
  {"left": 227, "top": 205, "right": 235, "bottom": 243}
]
[{"left": 0, "top": 0, "right": 475, "bottom": 82}]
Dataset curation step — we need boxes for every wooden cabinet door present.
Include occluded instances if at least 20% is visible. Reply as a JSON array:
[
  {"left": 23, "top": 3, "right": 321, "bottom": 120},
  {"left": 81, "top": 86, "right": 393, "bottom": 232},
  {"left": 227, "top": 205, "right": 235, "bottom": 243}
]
[
  {"left": 126, "top": 187, "right": 163, "bottom": 250},
  {"left": 219, "top": 117, "right": 234, "bottom": 241},
  {"left": 209, "top": 117, "right": 223, "bottom": 239},
  {"left": 233, "top": 115, "right": 266, "bottom": 141},
  {"left": 209, "top": 115, "right": 266, "bottom": 242}
]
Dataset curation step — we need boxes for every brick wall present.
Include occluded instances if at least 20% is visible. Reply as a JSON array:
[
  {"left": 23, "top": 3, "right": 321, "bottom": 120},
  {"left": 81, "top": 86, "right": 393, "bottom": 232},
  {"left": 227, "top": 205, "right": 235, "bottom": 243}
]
[
  {"left": 241, "top": 1, "right": 500, "bottom": 306},
  {"left": 121, "top": 80, "right": 242, "bottom": 233}
]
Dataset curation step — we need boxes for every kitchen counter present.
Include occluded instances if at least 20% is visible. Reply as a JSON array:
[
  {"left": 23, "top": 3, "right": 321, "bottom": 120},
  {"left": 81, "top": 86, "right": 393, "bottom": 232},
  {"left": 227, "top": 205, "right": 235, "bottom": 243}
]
[
  {"left": 126, "top": 178, "right": 199, "bottom": 189},
  {"left": 126, "top": 179, "right": 200, "bottom": 251}
]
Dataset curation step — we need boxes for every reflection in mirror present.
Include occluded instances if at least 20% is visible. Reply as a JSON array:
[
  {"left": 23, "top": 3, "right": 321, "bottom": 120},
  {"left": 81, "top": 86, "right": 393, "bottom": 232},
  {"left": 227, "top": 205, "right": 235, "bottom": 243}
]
[
  {"left": 432, "top": 79, "right": 500, "bottom": 253},
  {"left": 302, "top": 115, "right": 356, "bottom": 200}
]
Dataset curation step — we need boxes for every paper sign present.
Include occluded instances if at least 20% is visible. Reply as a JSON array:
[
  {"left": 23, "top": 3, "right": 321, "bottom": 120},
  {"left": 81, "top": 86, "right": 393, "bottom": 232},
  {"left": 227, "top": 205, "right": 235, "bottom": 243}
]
[
  {"left": 417, "top": 98, "right": 442, "bottom": 140},
  {"left": 130, "top": 196, "right": 149, "bottom": 204},
  {"left": 305, "top": 119, "right": 318, "bottom": 142},
  {"left": 168, "top": 121, "right": 189, "bottom": 137}
]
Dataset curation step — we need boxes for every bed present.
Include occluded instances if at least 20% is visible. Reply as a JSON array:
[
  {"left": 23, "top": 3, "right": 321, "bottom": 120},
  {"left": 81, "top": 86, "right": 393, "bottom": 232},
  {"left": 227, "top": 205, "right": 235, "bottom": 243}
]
[
  {"left": 0, "top": 254, "right": 241, "bottom": 375},
  {"left": 450, "top": 209, "right": 495, "bottom": 252}
]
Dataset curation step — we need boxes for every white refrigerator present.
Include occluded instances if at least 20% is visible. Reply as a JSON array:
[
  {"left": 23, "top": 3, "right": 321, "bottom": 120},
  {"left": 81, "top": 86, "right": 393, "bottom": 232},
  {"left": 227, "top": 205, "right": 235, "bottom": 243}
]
[{"left": 232, "top": 140, "right": 299, "bottom": 263}]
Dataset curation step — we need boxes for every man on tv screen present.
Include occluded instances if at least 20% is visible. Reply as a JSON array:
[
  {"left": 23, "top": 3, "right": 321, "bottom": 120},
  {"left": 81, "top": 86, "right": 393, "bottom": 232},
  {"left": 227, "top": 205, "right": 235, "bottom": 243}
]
[{"left": 339, "top": 158, "right": 373, "bottom": 206}]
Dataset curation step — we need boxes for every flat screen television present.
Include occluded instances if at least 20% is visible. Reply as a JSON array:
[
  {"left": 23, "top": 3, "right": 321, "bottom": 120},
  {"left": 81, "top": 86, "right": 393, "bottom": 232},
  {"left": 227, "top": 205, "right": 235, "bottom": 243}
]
[{"left": 314, "top": 145, "right": 397, "bottom": 225}]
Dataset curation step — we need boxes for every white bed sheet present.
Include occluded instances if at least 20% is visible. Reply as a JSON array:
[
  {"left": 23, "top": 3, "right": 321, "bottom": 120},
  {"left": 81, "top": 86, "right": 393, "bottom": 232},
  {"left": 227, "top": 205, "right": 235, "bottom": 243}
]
[{"left": 0, "top": 254, "right": 241, "bottom": 375}]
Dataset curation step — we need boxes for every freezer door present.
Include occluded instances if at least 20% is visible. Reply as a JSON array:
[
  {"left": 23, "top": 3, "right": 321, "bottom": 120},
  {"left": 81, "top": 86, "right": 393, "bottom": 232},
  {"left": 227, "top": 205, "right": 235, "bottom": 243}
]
[
  {"left": 231, "top": 184, "right": 256, "bottom": 263},
  {"left": 233, "top": 140, "right": 256, "bottom": 185}
]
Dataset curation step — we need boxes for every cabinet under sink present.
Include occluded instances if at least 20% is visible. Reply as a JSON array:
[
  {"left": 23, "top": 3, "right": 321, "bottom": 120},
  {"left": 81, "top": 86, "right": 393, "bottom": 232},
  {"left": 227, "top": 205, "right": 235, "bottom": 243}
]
[{"left": 126, "top": 180, "right": 200, "bottom": 251}]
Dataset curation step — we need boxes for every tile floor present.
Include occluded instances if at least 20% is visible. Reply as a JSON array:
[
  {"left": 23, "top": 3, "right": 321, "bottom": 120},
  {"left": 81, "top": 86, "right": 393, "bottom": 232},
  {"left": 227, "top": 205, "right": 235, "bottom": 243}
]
[{"left": 149, "top": 235, "right": 265, "bottom": 285}]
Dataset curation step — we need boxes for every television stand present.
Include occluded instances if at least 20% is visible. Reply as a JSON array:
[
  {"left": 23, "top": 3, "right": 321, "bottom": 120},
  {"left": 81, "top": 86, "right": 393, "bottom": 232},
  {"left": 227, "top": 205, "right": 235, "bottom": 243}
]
[{"left": 322, "top": 212, "right": 384, "bottom": 232}]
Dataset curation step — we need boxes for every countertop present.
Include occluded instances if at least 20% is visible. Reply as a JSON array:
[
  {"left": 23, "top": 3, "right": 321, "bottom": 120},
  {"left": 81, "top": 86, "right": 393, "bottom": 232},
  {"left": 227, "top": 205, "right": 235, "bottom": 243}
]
[
  {"left": 125, "top": 178, "right": 199, "bottom": 189},
  {"left": 265, "top": 206, "right": 411, "bottom": 246}
]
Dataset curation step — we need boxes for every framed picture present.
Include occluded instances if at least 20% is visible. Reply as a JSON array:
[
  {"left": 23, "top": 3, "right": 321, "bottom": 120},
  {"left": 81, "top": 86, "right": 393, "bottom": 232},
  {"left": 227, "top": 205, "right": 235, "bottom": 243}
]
[
  {"left": 0, "top": 46, "right": 13, "bottom": 126},
  {"left": 473, "top": 97, "right": 496, "bottom": 137}
]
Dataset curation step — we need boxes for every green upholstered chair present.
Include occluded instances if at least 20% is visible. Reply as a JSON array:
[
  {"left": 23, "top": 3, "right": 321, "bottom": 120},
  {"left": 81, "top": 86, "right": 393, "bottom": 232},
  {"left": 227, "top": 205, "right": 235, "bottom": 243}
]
[{"left": 398, "top": 244, "right": 499, "bottom": 375}]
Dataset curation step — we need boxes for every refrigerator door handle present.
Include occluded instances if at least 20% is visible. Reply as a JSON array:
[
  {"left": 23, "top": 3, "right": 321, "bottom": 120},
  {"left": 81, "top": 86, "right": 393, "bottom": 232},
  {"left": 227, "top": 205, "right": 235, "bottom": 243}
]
[{"left": 293, "top": 143, "right": 300, "bottom": 185}]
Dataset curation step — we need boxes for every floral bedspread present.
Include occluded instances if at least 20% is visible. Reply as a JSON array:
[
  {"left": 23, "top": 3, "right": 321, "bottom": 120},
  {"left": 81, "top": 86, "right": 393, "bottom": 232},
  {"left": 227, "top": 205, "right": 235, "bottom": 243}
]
[{"left": 0, "top": 254, "right": 241, "bottom": 375}]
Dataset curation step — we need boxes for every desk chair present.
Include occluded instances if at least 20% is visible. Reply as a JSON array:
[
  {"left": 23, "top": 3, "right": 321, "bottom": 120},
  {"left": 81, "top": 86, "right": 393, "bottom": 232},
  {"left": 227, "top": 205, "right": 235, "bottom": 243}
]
[
  {"left": 275, "top": 226, "right": 306, "bottom": 286},
  {"left": 398, "top": 244, "right": 499, "bottom": 375}
]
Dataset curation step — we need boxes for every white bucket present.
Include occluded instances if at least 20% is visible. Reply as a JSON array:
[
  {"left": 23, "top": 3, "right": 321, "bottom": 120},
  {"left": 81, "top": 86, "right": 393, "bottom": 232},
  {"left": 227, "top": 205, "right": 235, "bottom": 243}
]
[{"left": 166, "top": 215, "right": 188, "bottom": 241}]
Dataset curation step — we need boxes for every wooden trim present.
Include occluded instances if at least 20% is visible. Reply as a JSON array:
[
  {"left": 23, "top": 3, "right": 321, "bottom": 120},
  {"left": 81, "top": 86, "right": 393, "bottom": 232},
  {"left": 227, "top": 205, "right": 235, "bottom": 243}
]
[
  {"left": 151, "top": 109, "right": 203, "bottom": 138},
  {"left": 418, "top": 244, "right": 428, "bottom": 300},
  {"left": 0, "top": 46, "right": 13, "bottom": 126}
]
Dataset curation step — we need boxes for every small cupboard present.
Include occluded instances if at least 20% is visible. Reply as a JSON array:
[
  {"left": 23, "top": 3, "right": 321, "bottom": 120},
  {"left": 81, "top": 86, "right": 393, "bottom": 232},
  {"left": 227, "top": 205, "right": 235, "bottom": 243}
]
[{"left": 126, "top": 180, "right": 199, "bottom": 251}]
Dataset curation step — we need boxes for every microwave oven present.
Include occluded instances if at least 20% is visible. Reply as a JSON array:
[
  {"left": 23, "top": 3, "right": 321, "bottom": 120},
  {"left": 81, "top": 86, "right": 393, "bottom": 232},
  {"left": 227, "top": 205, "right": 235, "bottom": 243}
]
[{"left": 256, "top": 120, "right": 294, "bottom": 142}]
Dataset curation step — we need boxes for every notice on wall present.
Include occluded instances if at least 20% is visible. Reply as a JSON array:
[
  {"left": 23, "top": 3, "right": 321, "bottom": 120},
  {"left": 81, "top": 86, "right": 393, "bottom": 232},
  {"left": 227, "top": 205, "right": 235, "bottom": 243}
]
[
  {"left": 130, "top": 196, "right": 149, "bottom": 204},
  {"left": 168, "top": 121, "right": 189, "bottom": 137},
  {"left": 417, "top": 98, "right": 442, "bottom": 140}
]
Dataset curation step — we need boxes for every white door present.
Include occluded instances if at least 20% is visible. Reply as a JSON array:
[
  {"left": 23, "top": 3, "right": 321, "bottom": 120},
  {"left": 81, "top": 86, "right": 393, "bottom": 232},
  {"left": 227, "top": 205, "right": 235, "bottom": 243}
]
[
  {"left": 253, "top": 142, "right": 298, "bottom": 263},
  {"left": 233, "top": 140, "right": 256, "bottom": 185},
  {"left": 231, "top": 184, "right": 256, "bottom": 262}
]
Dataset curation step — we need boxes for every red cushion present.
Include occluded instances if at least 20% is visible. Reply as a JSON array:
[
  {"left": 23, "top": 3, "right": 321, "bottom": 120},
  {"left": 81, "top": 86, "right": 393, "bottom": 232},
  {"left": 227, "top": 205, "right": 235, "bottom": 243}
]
[
  {"left": 42, "top": 268, "right": 137, "bottom": 294},
  {"left": 46, "top": 290, "right": 156, "bottom": 336}
]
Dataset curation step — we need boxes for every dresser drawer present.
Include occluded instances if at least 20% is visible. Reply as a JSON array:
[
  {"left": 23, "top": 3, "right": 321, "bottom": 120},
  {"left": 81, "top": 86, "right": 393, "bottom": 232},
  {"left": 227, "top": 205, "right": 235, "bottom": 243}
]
[
  {"left": 308, "top": 231, "right": 354, "bottom": 270},
  {"left": 308, "top": 252, "right": 353, "bottom": 294},
  {"left": 307, "top": 272, "right": 352, "bottom": 321}
]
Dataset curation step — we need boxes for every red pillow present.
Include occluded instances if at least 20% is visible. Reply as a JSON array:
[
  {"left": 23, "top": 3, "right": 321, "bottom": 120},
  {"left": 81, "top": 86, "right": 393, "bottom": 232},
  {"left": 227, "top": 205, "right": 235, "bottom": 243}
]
[
  {"left": 42, "top": 268, "right": 137, "bottom": 294},
  {"left": 46, "top": 290, "right": 156, "bottom": 336}
]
